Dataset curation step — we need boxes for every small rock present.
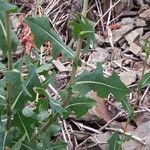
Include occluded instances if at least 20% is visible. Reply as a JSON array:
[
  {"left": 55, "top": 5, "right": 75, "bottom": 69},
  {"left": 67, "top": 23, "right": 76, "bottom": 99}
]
[
  {"left": 139, "top": 8, "right": 150, "bottom": 19},
  {"left": 125, "top": 30, "right": 140, "bottom": 45},
  {"left": 89, "top": 48, "right": 110, "bottom": 64},
  {"left": 113, "top": 24, "right": 134, "bottom": 43},
  {"left": 129, "top": 43, "right": 142, "bottom": 55},
  {"left": 135, "top": 18, "right": 146, "bottom": 27},
  {"left": 142, "top": 31, "right": 150, "bottom": 39},
  {"left": 120, "top": 71, "right": 137, "bottom": 85},
  {"left": 135, "top": 28, "right": 144, "bottom": 36},
  {"left": 134, "top": 0, "right": 144, "bottom": 5},
  {"left": 121, "top": 17, "right": 135, "bottom": 25},
  {"left": 95, "top": 33, "right": 105, "bottom": 45},
  {"left": 123, "top": 121, "right": 150, "bottom": 150}
]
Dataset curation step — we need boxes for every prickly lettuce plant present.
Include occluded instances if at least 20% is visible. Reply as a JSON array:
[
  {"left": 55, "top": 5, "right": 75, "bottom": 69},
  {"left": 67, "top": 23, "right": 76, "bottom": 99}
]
[{"left": 0, "top": 0, "right": 133, "bottom": 149}]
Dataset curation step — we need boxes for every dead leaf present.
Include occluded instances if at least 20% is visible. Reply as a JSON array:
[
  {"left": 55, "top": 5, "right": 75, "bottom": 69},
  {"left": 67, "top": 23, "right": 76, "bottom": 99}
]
[{"left": 89, "top": 91, "right": 112, "bottom": 122}]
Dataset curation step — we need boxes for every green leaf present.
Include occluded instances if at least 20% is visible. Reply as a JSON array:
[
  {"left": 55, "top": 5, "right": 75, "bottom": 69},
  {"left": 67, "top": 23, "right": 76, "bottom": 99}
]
[
  {"left": 108, "top": 132, "right": 122, "bottom": 150},
  {"left": 47, "top": 123, "right": 61, "bottom": 136},
  {"left": 12, "top": 112, "right": 37, "bottom": 142},
  {"left": 0, "top": 12, "right": 18, "bottom": 53},
  {"left": 11, "top": 30, "right": 19, "bottom": 52},
  {"left": 73, "top": 63, "right": 131, "bottom": 114},
  {"left": 11, "top": 134, "right": 26, "bottom": 150},
  {"left": 121, "top": 97, "right": 134, "bottom": 118},
  {"left": 5, "top": 69, "right": 31, "bottom": 102},
  {"left": 22, "top": 106, "right": 35, "bottom": 118},
  {"left": 36, "top": 110, "right": 50, "bottom": 122},
  {"left": 36, "top": 63, "right": 52, "bottom": 74},
  {"left": 65, "top": 96, "right": 95, "bottom": 118},
  {"left": 49, "top": 98, "right": 66, "bottom": 115},
  {"left": 0, "top": 128, "right": 5, "bottom": 150},
  {"left": 11, "top": 65, "right": 41, "bottom": 111},
  {"left": 138, "top": 72, "right": 150, "bottom": 89},
  {"left": 25, "top": 17, "right": 74, "bottom": 59},
  {"left": 70, "top": 16, "right": 95, "bottom": 52},
  {"left": 0, "top": 0, "right": 18, "bottom": 13}
]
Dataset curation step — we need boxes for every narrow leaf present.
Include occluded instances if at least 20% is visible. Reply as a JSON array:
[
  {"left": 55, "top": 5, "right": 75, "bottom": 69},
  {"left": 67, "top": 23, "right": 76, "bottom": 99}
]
[
  {"left": 25, "top": 17, "right": 74, "bottom": 59},
  {"left": 138, "top": 72, "right": 150, "bottom": 89},
  {"left": 108, "top": 132, "right": 122, "bottom": 150},
  {"left": 0, "top": 0, "right": 18, "bottom": 12}
]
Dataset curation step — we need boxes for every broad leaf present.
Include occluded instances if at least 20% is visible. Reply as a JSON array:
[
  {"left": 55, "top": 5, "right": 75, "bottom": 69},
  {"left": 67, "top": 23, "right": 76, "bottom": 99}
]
[
  {"left": 5, "top": 69, "right": 30, "bottom": 101},
  {"left": 36, "top": 110, "right": 50, "bottom": 122},
  {"left": 22, "top": 106, "right": 35, "bottom": 118},
  {"left": 12, "top": 112, "right": 37, "bottom": 142},
  {"left": 11, "top": 65, "right": 41, "bottom": 111},
  {"left": 49, "top": 98, "right": 66, "bottom": 115},
  {"left": 138, "top": 72, "right": 150, "bottom": 89},
  {"left": 0, "top": 0, "right": 17, "bottom": 12},
  {"left": 70, "top": 16, "right": 95, "bottom": 52},
  {"left": 73, "top": 64, "right": 132, "bottom": 114},
  {"left": 25, "top": 17, "right": 74, "bottom": 59},
  {"left": 65, "top": 96, "right": 95, "bottom": 118}
]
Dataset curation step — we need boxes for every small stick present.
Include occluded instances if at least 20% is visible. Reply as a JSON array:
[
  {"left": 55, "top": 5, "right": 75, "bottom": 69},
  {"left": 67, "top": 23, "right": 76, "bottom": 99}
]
[{"left": 105, "top": 127, "right": 146, "bottom": 146}]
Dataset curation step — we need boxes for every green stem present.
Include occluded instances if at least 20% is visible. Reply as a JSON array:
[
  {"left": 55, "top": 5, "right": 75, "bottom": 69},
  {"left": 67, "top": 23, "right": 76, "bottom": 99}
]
[
  {"left": 63, "top": 0, "right": 89, "bottom": 107},
  {"left": 5, "top": 12, "right": 13, "bottom": 131},
  {"left": 31, "top": 0, "right": 89, "bottom": 140}
]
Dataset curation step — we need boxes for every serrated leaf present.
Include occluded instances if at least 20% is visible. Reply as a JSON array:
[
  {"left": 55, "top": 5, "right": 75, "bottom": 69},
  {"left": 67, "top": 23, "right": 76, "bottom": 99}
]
[
  {"left": 73, "top": 63, "right": 131, "bottom": 114},
  {"left": 65, "top": 96, "right": 95, "bottom": 118},
  {"left": 138, "top": 72, "right": 150, "bottom": 89},
  {"left": 70, "top": 16, "right": 95, "bottom": 52},
  {"left": 49, "top": 98, "right": 66, "bottom": 115},
  {"left": 11, "top": 134, "right": 26, "bottom": 150},
  {"left": 25, "top": 17, "right": 74, "bottom": 59},
  {"left": 108, "top": 132, "right": 122, "bottom": 150},
  {"left": 0, "top": 0, "right": 18, "bottom": 12},
  {"left": 11, "top": 65, "right": 41, "bottom": 111}
]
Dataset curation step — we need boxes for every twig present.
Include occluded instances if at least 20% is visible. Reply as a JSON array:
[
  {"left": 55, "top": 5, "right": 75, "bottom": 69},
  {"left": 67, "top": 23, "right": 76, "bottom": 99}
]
[
  {"left": 94, "top": 0, "right": 121, "bottom": 27},
  {"left": 105, "top": 127, "right": 146, "bottom": 146},
  {"left": 99, "top": 111, "right": 123, "bottom": 131}
]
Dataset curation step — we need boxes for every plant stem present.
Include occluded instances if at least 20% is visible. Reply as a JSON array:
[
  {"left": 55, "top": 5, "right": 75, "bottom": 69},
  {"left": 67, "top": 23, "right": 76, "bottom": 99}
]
[
  {"left": 31, "top": 0, "right": 89, "bottom": 140},
  {"left": 5, "top": 12, "right": 13, "bottom": 130},
  {"left": 63, "top": 37, "right": 83, "bottom": 106},
  {"left": 63, "top": 0, "right": 89, "bottom": 106},
  {"left": 119, "top": 42, "right": 150, "bottom": 150}
]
